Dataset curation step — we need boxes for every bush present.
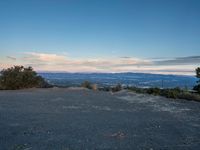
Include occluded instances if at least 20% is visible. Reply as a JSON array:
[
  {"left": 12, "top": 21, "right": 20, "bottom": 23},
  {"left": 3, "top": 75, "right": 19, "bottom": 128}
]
[
  {"left": 112, "top": 84, "right": 122, "bottom": 92},
  {"left": 127, "top": 86, "right": 182, "bottom": 99},
  {"left": 146, "top": 87, "right": 160, "bottom": 95},
  {"left": 81, "top": 81, "right": 92, "bottom": 89},
  {"left": 193, "top": 67, "right": 200, "bottom": 94},
  {"left": 126, "top": 86, "right": 145, "bottom": 93},
  {"left": 166, "top": 90, "right": 178, "bottom": 98},
  {"left": 99, "top": 86, "right": 111, "bottom": 92},
  {"left": 160, "top": 88, "right": 181, "bottom": 99},
  {"left": 127, "top": 85, "right": 200, "bottom": 102},
  {"left": 178, "top": 92, "right": 200, "bottom": 102},
  {"left": 193, "top": 84, "right": 200, "bottom": 94},
  {"left": 0, "top": 66, "right": 50, "bottom": 90},
  {"left": 91, "top": 84, "right": 98, "bottom": 91}
]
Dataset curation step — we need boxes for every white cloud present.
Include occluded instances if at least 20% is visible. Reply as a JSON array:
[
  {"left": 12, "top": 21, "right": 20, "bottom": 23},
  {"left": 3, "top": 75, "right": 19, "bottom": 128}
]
[
  {"left": 0, "top": 63, "right": 12, "bottom": 69},
  {"left": 6, "top": 56, "right": 17, "bottom": 61},
  {"left": 0, "top": 52, "right": 199, "bottom": 75},
  {"left": 23, "top": 52, "right": 67, "bottom": 63}
]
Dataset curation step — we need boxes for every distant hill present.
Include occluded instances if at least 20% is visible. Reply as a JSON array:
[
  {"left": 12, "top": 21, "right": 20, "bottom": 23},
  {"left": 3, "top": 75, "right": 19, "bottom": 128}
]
[{"left": 39, "top": 72, "right": 197, "bottom": 89}]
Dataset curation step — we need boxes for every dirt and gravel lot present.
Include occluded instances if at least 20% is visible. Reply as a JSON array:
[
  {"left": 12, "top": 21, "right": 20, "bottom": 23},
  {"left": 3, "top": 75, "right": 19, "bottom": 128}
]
[{"left": 0, "top": 88, "right": 200, "bottom": 150}]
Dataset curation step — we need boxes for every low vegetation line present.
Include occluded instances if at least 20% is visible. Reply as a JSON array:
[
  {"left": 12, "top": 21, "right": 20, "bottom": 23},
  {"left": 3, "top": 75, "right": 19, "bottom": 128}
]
[
  {"left": 125, "top": 86, "right": 200, "bottom": 102},
  {"left": 0, "top": 66, "right": 200, "bottom": 102},
  {"left": 81, "top": 80, "right": 200, "bottom": 102}
]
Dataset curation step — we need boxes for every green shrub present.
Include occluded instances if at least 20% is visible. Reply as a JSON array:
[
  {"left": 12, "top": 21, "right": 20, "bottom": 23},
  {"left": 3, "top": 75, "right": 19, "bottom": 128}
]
[
  {"left": 159, "top": 87, "right": 181, "bottom": 99},
  {"left": 178, "top": 92, "right": 200, "bottom": 102},
  {"left": 146, "top": 87, "right": 160, "bottom": 95},
  {"left": 127, "top": 85, "right": 200, "bottom": 102},
  {"left": 193, "top": 84, "right": 200, "bottom": 94},
  {"left": 166, "top": 90, "right": 178, "bottom": 99},
  {"left": 0, "top": 66, "right": 50, "bottom": 90},
  {"left": 193, "top": 67, "right": 200, "bottom": 94},
  {"left": 99, "top": 86, "right": 111, "bottom": 91},
  {"left": 81, "top": 81, "right": 92, "bottom": 89},
  {"left": 173, "top": 87, "right": 182, "bottom": 93},
  {"left": 126, "top": 86, "right": 145, "bottom": 93},
  {"left": 112, "top": 84, "right": 122, "bottom": 92}
]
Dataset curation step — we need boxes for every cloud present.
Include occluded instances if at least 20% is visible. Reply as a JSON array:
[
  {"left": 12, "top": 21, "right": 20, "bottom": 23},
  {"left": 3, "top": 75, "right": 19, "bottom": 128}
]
[
  {"left": 153, "top": 56, "right": 200, "bottom": 66},
  {"left": 23, "top": 52, "right": 67, "bottom": 63},
  {"left": 7, "top": 56, "right": 17, "bottom": 61},
  {"left": 18, "top": 52, "right": 153, "bottom": 72},
  {"left": 120, "top": 56, "right": 132, "bottom": 59},
  {"left": 22, "top": 52, "right": 148, "bottom": 65},
  {"left": 1, "top": 52, "right": 199, "bottom": 75},
  {"left": 0, "top": 63, "right": 12, "bottom": 69}
]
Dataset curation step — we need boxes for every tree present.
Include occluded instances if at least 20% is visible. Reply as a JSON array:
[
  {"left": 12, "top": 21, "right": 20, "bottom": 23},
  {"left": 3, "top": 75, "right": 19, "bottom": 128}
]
[
  {"left": 195, "top": 67, "right": 200, "bottom": 78},
  {"left": 193, "top": 67, "right": 200, "bottom": 94},
  {"left": 0, "top": 66, "right": 50, "bottom": 90}
]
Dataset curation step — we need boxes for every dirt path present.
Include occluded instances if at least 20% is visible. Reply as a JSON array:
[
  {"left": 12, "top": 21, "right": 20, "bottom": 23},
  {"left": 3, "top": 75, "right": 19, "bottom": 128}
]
[{"left": 0, "top": 88, "right": 200, "bottom": 150}]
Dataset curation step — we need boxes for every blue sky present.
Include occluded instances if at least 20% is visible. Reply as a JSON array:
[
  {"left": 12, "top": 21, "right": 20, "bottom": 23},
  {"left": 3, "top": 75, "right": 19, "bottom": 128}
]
[{"left": 0, "top": 0, "right": 200, "bottom": 74}]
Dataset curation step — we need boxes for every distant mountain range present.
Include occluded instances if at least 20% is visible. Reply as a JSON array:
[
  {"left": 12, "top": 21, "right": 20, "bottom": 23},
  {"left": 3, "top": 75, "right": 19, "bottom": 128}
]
[{"left": 39, "top": 72, "right": 198, "bottom": 89}]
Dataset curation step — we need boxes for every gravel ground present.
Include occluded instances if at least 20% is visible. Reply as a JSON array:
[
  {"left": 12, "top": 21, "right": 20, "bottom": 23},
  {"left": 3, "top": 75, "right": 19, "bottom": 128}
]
[{"left": 0, "top": 88, "right": 200, "bottom": 150}]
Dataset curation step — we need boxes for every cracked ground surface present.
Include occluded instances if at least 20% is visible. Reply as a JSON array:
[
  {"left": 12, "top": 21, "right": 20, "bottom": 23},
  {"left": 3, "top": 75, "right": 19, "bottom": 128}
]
[{"left": 0, "top": 88, "right": 200, "bottom": 150}]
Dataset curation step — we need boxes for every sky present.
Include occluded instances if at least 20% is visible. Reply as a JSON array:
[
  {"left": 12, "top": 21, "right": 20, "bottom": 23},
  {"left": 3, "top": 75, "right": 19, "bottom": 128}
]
[{"left": 0, "top": 0, "right": 200, "bottom": 75}]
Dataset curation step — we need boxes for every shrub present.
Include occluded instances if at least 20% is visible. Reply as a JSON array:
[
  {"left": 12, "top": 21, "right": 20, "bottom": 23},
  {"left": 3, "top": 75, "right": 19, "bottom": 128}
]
[
  {"left": 91, "top": 84, "right": 98, "bottom": 91},
  {"left": 127, "top": 85, "right": 200, "bottom": 101},
  {"left": 160, "top": 88, "right": 181, "bottom": 99},
  {"left": 112, "top": 84, "right": 122, "bottom": 92},
  {"left": 177, "top": 92, "right": 200, "bottom": 102},
  {"left": 193, "top": 84, "right": 200, "bottom": 94},
  {"left": 126, "top": 86, "right": 145, "bottom": 93},
  {"left": 146, "top": 87, "right": 160, "bottom": 95},
  {"left": 81, "top": 81, "right": 92, "bottom": 89},
  {"left": 193, "top": 67, "right": 200, "bottom": 94},
  {"left": 99, "top": 86, "right": 111, "bottom": 92},
  {"left": 0, "top": 66, "right": 50, "bottom": 90},
  {"left": 166, "top": 90, "right": 178, "bottom": 99}
]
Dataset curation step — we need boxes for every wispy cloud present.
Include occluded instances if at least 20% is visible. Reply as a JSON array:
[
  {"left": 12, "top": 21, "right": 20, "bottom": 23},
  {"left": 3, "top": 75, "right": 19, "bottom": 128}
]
[
  {"left": 23, "top": 52, "right": 67, "bottom": 63},
  {"left": 152, "top": 56, "right": 200, "bottom": 66},
  {"left": 0, "top": 63, "right": 12, "bottom": 69},
  {"left": 0, "top": 52, "right": 199, "bottom": 75},
  {"left": 7, "top": 56, "right": 17, "bottom": 61}
]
